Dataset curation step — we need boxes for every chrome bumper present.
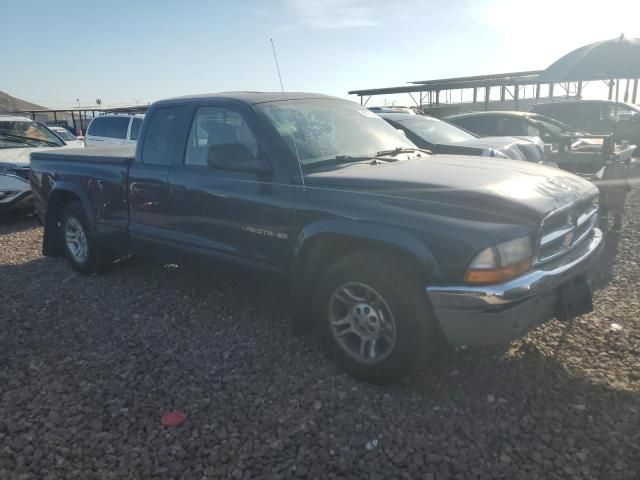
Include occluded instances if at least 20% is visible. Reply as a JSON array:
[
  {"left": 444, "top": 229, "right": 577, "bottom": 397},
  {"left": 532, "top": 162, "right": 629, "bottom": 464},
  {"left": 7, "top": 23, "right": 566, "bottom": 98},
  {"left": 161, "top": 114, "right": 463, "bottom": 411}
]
[{"left": 426, "top": 228, "right": 604, "bottom": 346}]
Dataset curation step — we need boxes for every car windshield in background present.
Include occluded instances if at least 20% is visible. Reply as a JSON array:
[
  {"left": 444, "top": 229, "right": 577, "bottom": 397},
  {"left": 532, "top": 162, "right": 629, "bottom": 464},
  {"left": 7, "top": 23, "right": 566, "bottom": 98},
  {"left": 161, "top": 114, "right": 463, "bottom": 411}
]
[
  {"left": 0, "top": 121, "right": 65, "bottom": 148},
  {"left": 54, "top": 129, "right": 76, "bottom": 141},
  {"left": 531, "top": 115, "right": 572, "bottom": 134},
  {"left": 398, "top": 116, "right": 476, "bottom": 144},
  {"left": 257, "top": 99, "right": 415, "bottom": 165}
]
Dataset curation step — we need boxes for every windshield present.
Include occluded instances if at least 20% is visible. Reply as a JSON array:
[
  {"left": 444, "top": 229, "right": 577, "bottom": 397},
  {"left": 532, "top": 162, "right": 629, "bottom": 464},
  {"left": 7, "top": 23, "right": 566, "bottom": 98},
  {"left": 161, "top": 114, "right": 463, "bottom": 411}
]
[
  {"left": 53, "top": 129, "right": 76, "bottom": 141},
  {"left": 530, "top": 115, "right": 573, "bottom": 134},
  {"left": 0, "top": 120, "right": 65, "bottom": 148},
  {"left": 397, "top": 116, "right": 476, "bottom": 143},
  {"left": 256, "top": 99, "right": 415, "bottom": 165}
]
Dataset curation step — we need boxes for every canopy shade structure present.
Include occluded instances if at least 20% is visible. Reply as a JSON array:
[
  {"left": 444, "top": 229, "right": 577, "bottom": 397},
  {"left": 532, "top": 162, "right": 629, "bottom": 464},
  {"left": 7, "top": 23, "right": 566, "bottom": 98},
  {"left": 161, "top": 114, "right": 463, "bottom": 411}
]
[{"left": 540, "top": 35, "right": 640, "bottom": 82}]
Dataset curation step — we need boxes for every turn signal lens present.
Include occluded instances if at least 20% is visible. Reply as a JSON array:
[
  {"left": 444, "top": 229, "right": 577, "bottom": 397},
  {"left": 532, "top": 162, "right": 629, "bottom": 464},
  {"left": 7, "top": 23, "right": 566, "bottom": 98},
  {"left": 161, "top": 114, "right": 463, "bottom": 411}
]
[{"left": 464, "top": 258, "right": 533, "bottom": 284}]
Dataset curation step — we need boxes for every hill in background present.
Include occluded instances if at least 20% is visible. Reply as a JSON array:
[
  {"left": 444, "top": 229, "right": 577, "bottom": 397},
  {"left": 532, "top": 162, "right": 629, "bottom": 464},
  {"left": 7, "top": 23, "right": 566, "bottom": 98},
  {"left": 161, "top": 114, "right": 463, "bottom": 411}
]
[{"left": 0, "top": 90, "right": 45, "bottom": 112}]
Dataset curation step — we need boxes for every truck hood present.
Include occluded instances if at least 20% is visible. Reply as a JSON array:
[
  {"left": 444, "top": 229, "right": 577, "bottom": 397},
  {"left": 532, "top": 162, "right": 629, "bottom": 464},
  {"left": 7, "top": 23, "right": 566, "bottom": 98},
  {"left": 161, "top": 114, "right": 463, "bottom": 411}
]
[
  {"left": 0, "top": 145, "right": 72, "bottom": 166},
  {"left": 305, "top": 155, "right": 596, "bottom": 225},
  {"left": 439, "top": 136, "right": 544, "bottom": 162}
]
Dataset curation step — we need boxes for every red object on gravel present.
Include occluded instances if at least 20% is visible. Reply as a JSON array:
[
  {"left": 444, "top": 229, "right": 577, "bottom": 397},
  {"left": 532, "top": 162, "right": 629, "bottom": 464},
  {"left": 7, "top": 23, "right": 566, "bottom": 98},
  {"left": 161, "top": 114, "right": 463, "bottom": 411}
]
[{"left": 161, "top": 410, "right": 186, "bottom": 427}]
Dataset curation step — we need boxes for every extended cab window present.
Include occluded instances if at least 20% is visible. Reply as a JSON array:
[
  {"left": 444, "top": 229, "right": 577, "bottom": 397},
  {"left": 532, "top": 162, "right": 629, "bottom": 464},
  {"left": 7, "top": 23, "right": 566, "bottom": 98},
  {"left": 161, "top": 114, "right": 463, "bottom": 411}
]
[
  {"left": 130, "top": 118, "right": 142, "bottom": 140},
  {"left": 184, "top": 106, "right": 260, "bottom": 168},
  {"left": 142, "top": 107, "right": 185, "bottom": 165}
]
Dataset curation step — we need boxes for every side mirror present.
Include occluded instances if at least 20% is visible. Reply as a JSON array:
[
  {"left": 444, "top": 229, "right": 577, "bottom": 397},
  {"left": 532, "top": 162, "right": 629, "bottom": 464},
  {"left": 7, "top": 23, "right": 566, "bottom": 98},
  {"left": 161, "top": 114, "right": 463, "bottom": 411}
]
[{"left": 207, "top": 143, "right": 270, "bottom": 173}]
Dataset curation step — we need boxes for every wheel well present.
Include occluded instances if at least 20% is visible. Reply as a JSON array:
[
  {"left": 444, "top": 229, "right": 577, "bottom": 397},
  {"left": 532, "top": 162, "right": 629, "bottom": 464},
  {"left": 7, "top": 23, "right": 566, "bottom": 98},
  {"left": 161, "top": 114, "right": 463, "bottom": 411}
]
[
  {"left": 43, "top": 190, "right": 82, "bottom": 257},
  {"left": 294, "top": 235, "right": 429, "bottom": 300}
]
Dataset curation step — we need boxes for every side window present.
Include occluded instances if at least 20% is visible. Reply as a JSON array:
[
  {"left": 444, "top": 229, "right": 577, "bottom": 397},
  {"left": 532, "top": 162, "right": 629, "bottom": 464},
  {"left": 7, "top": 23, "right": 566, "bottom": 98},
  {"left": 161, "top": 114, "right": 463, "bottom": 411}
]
[
  {"left": 88, "top": 117, "right": 105, "bottom": 136},
  {"left": 141, "top": 107, "right": 185, "bottom": 166},
  {"left": 526, "top": 122, "right": 542, "bottom": 137},
  {"left": 106, "top": 117, "right": 129, "bottom": 139},
  {"left": 184, "top": 106, "right": 261, "bottom": 169},
  {"left": 130, "top": 118, "right": 142, "bottom": 140},
  {"left": 500, "top": 117, "right": 527, "bottom": 136},
  {"left": 454, "top": 117, "right": 485, "bottom": 135},
  {"left": 468, "top": 116, "right": 497, "bottom": 136}
]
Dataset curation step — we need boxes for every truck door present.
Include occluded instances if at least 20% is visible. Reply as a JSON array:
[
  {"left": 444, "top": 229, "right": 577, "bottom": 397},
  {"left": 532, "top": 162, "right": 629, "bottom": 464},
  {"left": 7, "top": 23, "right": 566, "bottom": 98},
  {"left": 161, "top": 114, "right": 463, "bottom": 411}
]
[
  {"left": 167, "top": 103, "right": 295, "bottom": 271},
  {"left": 128, "top": 106, "right": 189, "bottom": 255}
]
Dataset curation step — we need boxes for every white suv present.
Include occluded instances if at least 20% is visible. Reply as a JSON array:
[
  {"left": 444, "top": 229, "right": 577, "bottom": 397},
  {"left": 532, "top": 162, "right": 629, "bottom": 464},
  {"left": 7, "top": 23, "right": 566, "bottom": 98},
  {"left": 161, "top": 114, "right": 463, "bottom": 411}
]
[{"left": 85, "top": 114, "right": 144, "bottom": 147}]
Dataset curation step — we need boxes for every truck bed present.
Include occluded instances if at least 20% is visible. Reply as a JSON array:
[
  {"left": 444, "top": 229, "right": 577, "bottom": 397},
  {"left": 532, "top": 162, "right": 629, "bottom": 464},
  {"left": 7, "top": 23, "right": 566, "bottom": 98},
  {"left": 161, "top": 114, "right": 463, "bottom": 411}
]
[{"left": 30, "top": 146, "right": 133, "bottom": 249}]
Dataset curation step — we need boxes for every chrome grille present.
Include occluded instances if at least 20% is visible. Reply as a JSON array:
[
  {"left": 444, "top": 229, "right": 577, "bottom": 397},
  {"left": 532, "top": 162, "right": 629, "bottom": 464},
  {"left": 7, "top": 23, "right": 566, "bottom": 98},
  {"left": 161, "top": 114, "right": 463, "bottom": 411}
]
[{"left": 536, "top": 195, "right": 598, "bottom": 264}]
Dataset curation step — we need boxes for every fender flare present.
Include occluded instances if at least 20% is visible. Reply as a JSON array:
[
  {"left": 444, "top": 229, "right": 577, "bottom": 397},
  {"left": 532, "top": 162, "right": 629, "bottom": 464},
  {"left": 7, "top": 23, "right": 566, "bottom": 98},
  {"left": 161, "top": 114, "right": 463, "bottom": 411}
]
[
  {"left": 42, "top": 181, "right": 96, "bottom": 256},
  {"left": 291, "top": 218, "right": 440, "bottom": 291}
]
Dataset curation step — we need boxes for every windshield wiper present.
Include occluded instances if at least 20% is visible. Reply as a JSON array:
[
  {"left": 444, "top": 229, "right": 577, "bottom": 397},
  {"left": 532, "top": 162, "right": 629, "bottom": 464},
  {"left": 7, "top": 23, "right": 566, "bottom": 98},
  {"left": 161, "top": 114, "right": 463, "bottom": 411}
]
[
  {"left": 305, "top": 154, "right": 399, "bottom": 169},
  {"left": 376, "top": 147, "right": 432, "bottom": 157},
  {"left": 0, "top": 132, "right": 60, "bottom": 147}
]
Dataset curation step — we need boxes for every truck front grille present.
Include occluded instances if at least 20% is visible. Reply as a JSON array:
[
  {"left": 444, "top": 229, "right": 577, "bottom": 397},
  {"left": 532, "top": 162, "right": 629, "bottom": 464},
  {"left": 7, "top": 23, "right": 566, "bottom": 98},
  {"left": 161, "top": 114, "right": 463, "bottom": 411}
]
[{"left": 537, "top": 194, "right": 598, "bottom": 264}]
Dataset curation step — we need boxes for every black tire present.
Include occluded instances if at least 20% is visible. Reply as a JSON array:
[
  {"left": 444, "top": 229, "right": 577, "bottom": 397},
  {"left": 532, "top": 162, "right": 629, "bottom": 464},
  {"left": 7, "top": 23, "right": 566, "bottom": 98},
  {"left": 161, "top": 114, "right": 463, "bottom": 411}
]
[
  {"left": 59, "top": 202, "right": 109, "bottom": 274},
  {"left": 313, "top": 251, "right": 441, "bottom": 384}
]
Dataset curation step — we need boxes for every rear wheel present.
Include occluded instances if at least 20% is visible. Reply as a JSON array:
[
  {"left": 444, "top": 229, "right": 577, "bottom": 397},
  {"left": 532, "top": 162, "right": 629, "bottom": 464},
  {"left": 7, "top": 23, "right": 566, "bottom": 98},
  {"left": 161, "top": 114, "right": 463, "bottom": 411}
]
[
  {"left": 60, "top": 202, "right": 110, "bottom": 274},
  {"left": 314, "top": 252, "right": 440, "bottom": 384}
]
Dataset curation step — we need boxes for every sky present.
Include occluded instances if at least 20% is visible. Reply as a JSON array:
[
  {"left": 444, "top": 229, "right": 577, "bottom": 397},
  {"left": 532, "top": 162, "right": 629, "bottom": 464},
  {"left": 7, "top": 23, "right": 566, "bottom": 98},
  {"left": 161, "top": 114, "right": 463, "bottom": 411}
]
[{"left": 3, "top": 0, "right": 640, "bottom": 109}]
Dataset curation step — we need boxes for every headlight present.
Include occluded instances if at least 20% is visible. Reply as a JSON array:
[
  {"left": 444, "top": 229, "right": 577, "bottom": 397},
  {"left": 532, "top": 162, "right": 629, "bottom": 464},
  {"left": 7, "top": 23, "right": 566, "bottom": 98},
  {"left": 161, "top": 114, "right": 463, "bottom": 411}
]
[{"left": 464, "top": 236, "right": 533, "bottom": 284}]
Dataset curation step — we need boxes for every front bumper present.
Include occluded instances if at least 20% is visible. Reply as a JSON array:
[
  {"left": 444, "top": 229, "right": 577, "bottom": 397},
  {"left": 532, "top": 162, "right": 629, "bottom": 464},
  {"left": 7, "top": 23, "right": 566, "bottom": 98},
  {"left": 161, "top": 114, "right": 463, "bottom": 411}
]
[
  {"left": 427, "top": 228, "right": 604, "bottom": 346},
  {"left": 0, "top": 174, "right": 33, "bottom": 213}
]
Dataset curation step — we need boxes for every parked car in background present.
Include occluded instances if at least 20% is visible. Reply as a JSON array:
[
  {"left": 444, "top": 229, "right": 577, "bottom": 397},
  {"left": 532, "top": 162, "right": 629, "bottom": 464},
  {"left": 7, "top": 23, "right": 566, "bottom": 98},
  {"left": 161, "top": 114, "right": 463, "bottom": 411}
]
[
  {"left": 30, "top": 92, "right": 603, "bottom": 383},
  {"left": 379, "top": 112, "right": 546, "bottom": 162},
  {"left": 84, "top": 114, "right": 144, "bottom": 147},
  {"left": 48, "top": 126, "right": 84, "bottom": 148},
  {"left": 0, "top": 115, "right": 68, "bottom": 213},
  {"left": 446, "top": 110, "right": 635, "bottom": 226},
  {"left": 368, "top": 106, "right": 423, "bottom": 115},
  {"left": 445, "top": 111, "right": 584, "bottom": 149},
  {"left": 531, "top": 100, "right": 640, "bottom": 153}
]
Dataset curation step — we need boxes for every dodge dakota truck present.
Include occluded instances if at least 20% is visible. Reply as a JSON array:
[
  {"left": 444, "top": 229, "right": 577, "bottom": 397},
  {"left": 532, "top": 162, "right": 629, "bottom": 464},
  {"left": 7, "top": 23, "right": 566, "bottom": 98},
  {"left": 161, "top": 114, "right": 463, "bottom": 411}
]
[{"left": 30, "top": 92, "right": 603, "bottom": 383}]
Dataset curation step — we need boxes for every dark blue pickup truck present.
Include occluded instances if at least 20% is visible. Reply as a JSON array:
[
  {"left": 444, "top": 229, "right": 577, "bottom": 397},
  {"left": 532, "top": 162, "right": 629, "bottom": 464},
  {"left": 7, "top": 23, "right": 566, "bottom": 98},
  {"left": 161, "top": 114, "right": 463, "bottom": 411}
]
[{"left": 30, "top": 92, "right": 604, "bottom": 383}]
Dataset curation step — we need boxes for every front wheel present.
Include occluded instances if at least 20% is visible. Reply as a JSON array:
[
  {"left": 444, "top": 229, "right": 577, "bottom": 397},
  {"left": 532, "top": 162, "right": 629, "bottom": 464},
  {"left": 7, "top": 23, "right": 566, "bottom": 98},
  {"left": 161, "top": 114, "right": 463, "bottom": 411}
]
[{"left": 314, "top": 252, "right": 440, "bottom": 384}]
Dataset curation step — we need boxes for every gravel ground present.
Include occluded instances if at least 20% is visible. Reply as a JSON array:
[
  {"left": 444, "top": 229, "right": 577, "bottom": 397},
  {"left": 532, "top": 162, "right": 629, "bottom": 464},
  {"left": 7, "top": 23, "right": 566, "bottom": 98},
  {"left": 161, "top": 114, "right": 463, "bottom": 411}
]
[{"left": 1, "top": 187, "right": 640, "bottom": 480}]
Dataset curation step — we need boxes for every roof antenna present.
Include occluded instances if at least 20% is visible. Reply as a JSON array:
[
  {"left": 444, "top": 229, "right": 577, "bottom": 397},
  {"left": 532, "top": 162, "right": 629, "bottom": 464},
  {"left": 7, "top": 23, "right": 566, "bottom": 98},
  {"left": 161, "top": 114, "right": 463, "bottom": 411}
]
[{"left": 270, "top": 38, "right": 305, "bottom": 190}]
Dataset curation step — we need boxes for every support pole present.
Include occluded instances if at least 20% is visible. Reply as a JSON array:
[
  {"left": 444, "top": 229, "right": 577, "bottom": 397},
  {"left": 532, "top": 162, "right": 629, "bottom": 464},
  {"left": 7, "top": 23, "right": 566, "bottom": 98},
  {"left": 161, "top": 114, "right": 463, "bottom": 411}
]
[
  {"left": 535, "top": 83, "right": 541, "bottom": 99},
  {"left": 484, "top": 86, "right": 490, "bottom": 111},
  {"left": 500, "top": 86, "right": 506, "bottom": 102},
  {"left": 435, "top": 90, "right": 440, "bottom": 105},
  {"left": 472, "top": 87, "right": 477, "bottom": 103},
  {"left": 624, "top": 78, "right": 630, "bottom": 102},
  {"left": 577, "top": 81, "right": 582, "bottom": 99},
  {"left": 514, "top": 85, "right": 519, "bottom": 111},
  {"left": 549, "top": 83, "right": 555, "bottom": 98},
  {"left": 608, "top": 79, "right": 614, "bottom": 100},
  {"left": 71, "top": 111, "right": 77, "bottom": 135},
  {"left": 633, "top": 79, "right": 638, "bottom": 104},
  {"left": 53, "top": 111, "right": 58, "bottom": 124}
]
